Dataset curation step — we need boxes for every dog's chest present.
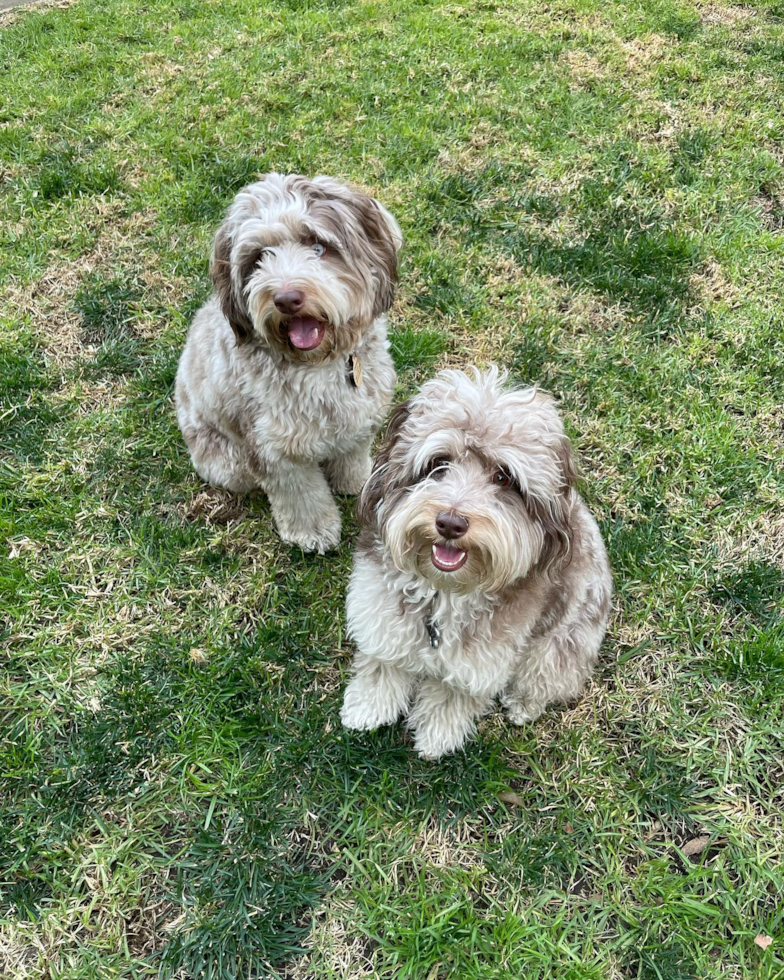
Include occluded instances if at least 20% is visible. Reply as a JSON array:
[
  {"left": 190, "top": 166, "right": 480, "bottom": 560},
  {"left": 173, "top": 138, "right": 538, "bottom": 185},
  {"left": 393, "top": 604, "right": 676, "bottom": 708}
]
[
  {"left": 404, "top": 592, "right": 497, "bottom": 678},
  {"left": 244, "top": 356, "right": 388, "bottom": 459}
]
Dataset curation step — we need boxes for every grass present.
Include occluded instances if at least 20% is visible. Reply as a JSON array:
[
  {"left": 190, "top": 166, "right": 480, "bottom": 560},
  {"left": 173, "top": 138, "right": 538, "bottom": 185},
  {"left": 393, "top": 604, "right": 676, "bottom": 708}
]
[{"left": 1, "top": 0, "right": 783, "bottom": 976}]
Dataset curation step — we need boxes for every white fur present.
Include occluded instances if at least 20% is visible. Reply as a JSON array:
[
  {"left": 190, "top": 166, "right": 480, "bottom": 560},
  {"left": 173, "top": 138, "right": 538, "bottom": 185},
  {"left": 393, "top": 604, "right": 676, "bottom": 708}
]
[
  {"left": 341, "top": 367, "right": 613, "bottom": 758},
  {"left": 175, "top": 174, "right": 401, "bottom": 552}
]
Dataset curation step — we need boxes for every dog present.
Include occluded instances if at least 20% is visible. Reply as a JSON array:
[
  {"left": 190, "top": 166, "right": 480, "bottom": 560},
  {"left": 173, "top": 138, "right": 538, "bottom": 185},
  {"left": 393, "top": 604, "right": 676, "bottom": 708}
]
[
  {"left": 175, "top": 173, "right": 402, "bottom": 553},
  {"left": 340, "top": 367, "right": 612, "bottom": 759}
]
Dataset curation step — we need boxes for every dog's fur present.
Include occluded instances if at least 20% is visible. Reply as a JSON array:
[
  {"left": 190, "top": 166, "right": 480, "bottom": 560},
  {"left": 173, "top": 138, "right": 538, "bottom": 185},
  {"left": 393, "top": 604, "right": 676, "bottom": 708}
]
[
  {"left": 340, "top": 367, "right": 612, "bottom": 759},
  {"left": 175, "top": 173, "right": 401, "bottom": 552}
]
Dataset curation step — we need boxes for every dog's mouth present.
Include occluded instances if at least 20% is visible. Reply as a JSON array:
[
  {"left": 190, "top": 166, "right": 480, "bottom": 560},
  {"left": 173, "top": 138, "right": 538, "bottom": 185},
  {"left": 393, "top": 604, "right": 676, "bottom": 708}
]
[
  {"left": 431, "top": 543, "right": 468, "bottom": 572},
  {"left": 283, "top": 316, "right": 326, "bottom": 351}
]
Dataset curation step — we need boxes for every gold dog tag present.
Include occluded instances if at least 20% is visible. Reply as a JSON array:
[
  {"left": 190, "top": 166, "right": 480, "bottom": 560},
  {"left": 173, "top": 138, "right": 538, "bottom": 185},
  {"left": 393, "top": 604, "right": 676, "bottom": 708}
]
[{"left": 348, "top": 354, "right": 363, "bottom": 388}]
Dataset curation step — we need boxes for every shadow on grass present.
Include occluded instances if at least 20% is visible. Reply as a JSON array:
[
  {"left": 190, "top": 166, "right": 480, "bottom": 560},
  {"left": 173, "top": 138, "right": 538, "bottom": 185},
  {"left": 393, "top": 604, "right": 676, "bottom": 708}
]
[
  {"left": 1, "top": 607, "right": 512, "bottom": 978},
  {"left": 0, "top": 329, "right": 59, "bottom": 467},
  {"left": 164, "top": 150, "right": 269, "bottom": 225},
  {"left": 420, "top": 149, "right": 703, "bottom": 337}
]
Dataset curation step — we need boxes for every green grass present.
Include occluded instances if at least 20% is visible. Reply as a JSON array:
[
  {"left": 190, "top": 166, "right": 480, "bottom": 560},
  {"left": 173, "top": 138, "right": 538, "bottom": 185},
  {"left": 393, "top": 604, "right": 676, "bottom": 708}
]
[{"left": 1, "top": 0, "right": 783, "bottom": 976}]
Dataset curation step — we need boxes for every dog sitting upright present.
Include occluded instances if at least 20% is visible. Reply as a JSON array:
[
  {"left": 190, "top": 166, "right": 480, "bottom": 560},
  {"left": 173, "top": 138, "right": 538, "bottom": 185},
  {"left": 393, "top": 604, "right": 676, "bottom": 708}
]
[
  {"left": 175, "top": 174, "right": 401, "bottom": 553},
  {"left": 340, "top": 367, "right": 612, "bottom": 759}
]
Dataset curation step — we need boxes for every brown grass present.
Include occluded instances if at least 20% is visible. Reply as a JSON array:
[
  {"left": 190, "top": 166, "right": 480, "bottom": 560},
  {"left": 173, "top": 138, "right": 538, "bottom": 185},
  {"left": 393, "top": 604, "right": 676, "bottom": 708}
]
[{"left": 697, "top": 4, "right": 756, "bottom": 27}]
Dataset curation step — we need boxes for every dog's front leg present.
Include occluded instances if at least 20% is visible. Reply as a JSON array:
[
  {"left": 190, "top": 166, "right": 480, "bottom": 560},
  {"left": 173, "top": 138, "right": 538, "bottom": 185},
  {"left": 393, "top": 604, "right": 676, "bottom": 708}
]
[
  {"left": 340, "top": 658, "right": 414, "bottom": 731},
  {"left": 407, "top": 679, "right": 492, "bottom": 760},
  {"left": 263, "top": 459, "right": 341, "bottom": 553},
  {"left": 323, "top": 437, "right": 373, "bottom": 496}
]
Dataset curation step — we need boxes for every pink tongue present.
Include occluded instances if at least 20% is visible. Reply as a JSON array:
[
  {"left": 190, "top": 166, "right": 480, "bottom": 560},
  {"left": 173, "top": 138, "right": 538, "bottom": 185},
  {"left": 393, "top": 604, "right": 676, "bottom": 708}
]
[
  {"left": 287, "top": 316, "right": 324, "bottom": 350},
  {"left": 435, "top": 544, "right": 463, "bottom": 562},
  {"left": 433, "top": 544, "right": 466, "bottom": 568}
]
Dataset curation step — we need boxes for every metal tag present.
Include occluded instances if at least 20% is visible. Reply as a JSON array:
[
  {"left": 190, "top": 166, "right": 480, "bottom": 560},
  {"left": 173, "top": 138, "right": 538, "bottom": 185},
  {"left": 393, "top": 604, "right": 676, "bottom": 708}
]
[
  {"left": 426, "top": 617, "right": 441, "bottom": 649},
  {"left": 348, "top": 353, "right": 363, "bottom": 388}
]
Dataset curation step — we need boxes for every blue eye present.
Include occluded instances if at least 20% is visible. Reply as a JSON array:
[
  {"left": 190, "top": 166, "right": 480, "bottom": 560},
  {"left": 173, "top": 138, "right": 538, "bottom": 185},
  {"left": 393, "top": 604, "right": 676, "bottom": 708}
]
[{"left": 312, "top": 242, "right": 327, "bottom": 257}]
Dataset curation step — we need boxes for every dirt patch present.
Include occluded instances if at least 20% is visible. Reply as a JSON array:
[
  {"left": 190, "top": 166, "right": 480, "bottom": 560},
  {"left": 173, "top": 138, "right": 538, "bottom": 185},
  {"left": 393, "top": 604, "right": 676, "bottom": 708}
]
[
  {"left": 754, "top": 186, "right": 784, "bottom": 231},
  {"left": 182, "top": 486, "right": 246, "bottom": 525}
]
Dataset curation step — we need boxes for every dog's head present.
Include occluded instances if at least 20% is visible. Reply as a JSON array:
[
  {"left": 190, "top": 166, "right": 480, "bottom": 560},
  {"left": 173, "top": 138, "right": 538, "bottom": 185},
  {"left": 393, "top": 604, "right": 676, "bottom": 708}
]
[
  {"left": 359, "top": 367, "right": 577, "bottom": 594},
  {"left": 210, "top": 173, "right": 402, "bottom": 361}
]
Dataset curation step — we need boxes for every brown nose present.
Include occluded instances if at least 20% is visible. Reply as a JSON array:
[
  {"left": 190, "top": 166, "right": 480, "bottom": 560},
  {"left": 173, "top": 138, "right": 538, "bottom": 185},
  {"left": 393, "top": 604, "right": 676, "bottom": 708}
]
[
  {"left": 435, "top": 511, "right": 469, "bottom": 539},
  {"left": 274, "top": 289, "right": 305, "bottom": 315}
]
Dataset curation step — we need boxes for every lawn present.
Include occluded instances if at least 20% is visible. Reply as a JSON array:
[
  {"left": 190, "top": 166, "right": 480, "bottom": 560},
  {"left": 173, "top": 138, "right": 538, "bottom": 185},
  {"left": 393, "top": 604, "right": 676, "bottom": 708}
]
[{"left": 1, "top": 0, "right": 783, "bottom": 976}]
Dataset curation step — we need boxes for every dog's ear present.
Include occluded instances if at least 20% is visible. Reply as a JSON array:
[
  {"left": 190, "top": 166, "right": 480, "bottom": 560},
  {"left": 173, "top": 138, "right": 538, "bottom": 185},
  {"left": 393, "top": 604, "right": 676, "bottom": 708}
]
[
  {"left": 556, "top": 435, "right": 578, "bottom": 490},
  {"left": 368, "top": 199, "right": 403, "bottom": 254},
  {"left": 534, "top": 435, "right": 578, "bottom": 572},
  {"left": 357, "top": 400, "right": 411, "bottom": 525},
  {"left": 211, "top": 222, "right": 255, "bottom": 344},
  {"left": 351, "top": 193, "right": 402, "bottom": 318}
]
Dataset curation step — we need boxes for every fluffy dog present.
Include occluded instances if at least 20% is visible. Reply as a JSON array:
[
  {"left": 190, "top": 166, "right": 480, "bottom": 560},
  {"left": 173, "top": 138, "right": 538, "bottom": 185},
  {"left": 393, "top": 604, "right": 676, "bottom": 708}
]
[
  {"left": 175, "top": 173, "right": 402, "bottom": 553},
  {"left": 340, "top": 367, "right": 612, "bottom": 759}
]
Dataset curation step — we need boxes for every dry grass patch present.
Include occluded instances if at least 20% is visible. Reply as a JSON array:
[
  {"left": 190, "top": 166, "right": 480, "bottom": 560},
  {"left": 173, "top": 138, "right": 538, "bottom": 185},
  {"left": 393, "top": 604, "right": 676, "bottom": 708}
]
[
  {"left": 284, "top": 898, "right": 376, "bottom": 980},
  {"left": 620, "top": 33, "right": 672, "bottom": 73},
  {"left": 715, "top": 505, "right": 784, "bottom": 570},
  {"left": 563, "top": 49, "right": 609, "bottom": 89},
  {"left": 0, "top": 859, "right": 175, "bottom": 980},
  {"left": 2, "top": 207, "right": 167, "bottom": 367},
  {"left": 689, "top": 257, "right": 741, "bottom": 312},
  {"left": 697, "top": 4, "right": 757, "bottom": 27},
  {"left": 0, "top": 0, "right": 78, "bottom": 28}
]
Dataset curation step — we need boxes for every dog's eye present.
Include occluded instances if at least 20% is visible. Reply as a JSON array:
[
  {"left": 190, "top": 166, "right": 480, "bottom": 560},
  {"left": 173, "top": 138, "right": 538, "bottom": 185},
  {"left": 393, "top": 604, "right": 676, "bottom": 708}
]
[
  {"left": 240, "top": 248, "right": 267, "bottom": 280},
  {"left": 423, "top": 457, "right": 450, "bottom": 480},
  {"left": 312, "top": 242, "right": 327, "bottom": 258},
  {"left": 492, "top": 469, "right": 512, "bottom": 488}
]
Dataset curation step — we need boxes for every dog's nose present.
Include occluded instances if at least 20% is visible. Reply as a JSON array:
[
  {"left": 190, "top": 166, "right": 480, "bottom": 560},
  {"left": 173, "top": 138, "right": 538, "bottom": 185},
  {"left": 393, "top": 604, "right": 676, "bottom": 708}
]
[
  {"left": 274, "top": 289, "right": 305, "bottom": 315},
  {"left": 435, "top": 511, "right": 469, "bottom": 539}
]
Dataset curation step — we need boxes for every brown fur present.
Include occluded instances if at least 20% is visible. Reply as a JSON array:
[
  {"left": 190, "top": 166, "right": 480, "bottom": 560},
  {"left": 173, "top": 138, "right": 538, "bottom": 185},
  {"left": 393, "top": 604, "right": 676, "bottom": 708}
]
[
  {"left": 357, "top": 399, "right": 412, "bottom": 525},
  {"left": 211, "top": 224, "right": 255, "bottom": 344}
]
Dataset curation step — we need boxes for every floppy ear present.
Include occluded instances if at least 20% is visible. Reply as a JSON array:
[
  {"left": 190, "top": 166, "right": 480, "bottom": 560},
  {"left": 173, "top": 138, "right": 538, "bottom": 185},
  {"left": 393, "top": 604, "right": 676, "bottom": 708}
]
[
  {"left": 211, "top": 222, "right": 255, "bottom": 344},
  {"left": 556, "top": 435, "right": 578, "bottom": 490},
  {"left": 533, "top": 435, "right": 578, "bottom": 572},
  {"left": 357, "top": 400, "right": 411, "bottom": 526},
  {"left": 351, "top": 193, "right": 402, "bottom": 318},
  {"left": 369, "top": 198, "right": 403, "bottom": 253}
]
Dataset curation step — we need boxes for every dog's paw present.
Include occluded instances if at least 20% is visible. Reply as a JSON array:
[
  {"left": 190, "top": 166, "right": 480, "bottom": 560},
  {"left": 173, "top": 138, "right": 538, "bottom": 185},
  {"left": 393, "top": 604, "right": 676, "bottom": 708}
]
[
  {"left": 340, "top": 674, "right": 408, "bottom": 730},
  {"left": 408, "top": 706, "right": 474, "bottom": 760},
  {"left": 340, "top": 698, "right": 383, "bottom": 732},
  {"left": 277, "top": 511, "right": 342, "bottom": 554},
  {"left": 412, "top": 724, "right": 467, "bottom": 760},
  {"left": 406, "top": 682, "right": 487, "bottom": 760},
  {"left": 326, "top": 454, "right": 372, "bottom": 496},
  {"left": 504, "top": 699, "right": 545, "bottom": 726}
]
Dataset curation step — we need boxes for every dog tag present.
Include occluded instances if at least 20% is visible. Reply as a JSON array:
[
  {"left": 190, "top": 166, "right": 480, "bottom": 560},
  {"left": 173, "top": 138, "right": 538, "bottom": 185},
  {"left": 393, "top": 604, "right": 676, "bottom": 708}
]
[
  {"left": 348, "top": 353, "right": 363, "bottom": 388},
  {"left": 426, "top": 617, "right": 441, "bottom": 649}
]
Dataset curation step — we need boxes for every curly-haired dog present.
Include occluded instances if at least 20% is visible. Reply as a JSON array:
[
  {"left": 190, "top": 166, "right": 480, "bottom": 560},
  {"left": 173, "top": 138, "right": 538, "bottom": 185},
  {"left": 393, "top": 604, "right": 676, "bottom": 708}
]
[
  {"left": 175, "top": 173, "right": 402, "bottom": 553},
  {"left": 340, "top": 367, "right": 612, "bottom": 759}
]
